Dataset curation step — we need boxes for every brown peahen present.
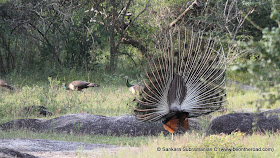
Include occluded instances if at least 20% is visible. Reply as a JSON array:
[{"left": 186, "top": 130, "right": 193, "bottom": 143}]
[
  {"left": 64, "top": 80, "right": 100, "bottom": 91},
  {"left": 0, "top": 79, "right": 14, "bottom": 90},
  {"left": 134, "top": 29, "right": 226, "bottom": 138}
]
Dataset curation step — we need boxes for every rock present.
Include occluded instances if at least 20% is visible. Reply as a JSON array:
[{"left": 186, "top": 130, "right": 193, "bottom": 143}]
[
  {"left": 206, "top": 108, "right": 280, "bottom": 135},
  {"left": 0, "top": 114, "right": 201, "bottom": 136},
  {"left": 0, "top": 147, "right": 38, "bottom": 158},
  {"left": 206, "top": 113, "right": 254, "bottom": 135},
  {"left": 0, "top": 138, "right": 119, "bottom": 158},
  {"left": 257, "top": 109, "right": 280, "bottom": 132}
]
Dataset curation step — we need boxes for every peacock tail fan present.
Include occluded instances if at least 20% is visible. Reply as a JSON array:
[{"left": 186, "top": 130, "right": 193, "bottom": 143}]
[{"left": 134, "top": 27, "right": 226, "bottom": 122}]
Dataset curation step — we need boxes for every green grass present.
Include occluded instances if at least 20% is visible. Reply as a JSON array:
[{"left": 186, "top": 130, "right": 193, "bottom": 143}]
[
  {"left": 0, "top": 129, "right": 151, "bottom": 146},
  {"left": 0, "top": 83, "right": 137, "bottom": 124},
  {"left": 103, "top": 132, "right": 280, "bottom": 158},
  {"left": 226, "top": 83, "right": 279, "bottom": 111},
  {"left": 1, "top": 78, "right": 275, "bottom": 123}
]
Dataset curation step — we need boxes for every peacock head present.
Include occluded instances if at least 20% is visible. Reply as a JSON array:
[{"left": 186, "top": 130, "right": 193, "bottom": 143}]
[
  {"left": 124, "top": 76, "right": 134, "bottom": 87},
  {"left": 93, "top": 83, "right": 100, "bottom": 87},
  {"left": 62, "top": 83, "right": 68, "bottom": 90}
]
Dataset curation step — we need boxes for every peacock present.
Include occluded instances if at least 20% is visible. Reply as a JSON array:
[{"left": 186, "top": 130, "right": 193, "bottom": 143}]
[
  {"left": 63, "top": 80, "right": 100, "bottom": 91},
  {"left": 124, "top": 76, "right": 144, "bottom": 94},
  {"left": 0, "top": 79, "right": 14, "bottom": 90},
  {"left": 134, "top": 29, "right": 226, "bottom": 138}
]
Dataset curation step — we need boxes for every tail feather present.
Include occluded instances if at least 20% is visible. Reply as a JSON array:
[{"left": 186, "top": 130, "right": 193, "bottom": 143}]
[
  {"left": 0, "top": 79, "right": 14, "bottom": 90},
  {"left": 87, "top": 83, "right": 99, "bottom": 87},
  {"left": 135, "top": 27, "right": 226, "bottom": 124},
  {"left": 3, "top": 85, "right": 14, "bottom": 90}
]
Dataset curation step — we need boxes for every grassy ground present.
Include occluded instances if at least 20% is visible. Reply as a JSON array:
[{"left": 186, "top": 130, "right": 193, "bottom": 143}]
[
  {"left": 104, "top": 132, "right": 280, "bottom": 158},
  {"left": 1, "top": 78, "right": 278, "bottom": 123},
  {"left": 0, "top": 76, "right": 279, "bottom": 157},
  {"left": 0, "top": 129, "right": 151, "bottom": 146},
  {"left": 0, "top": 84, "right": 136, "bottom": 123},
  {"left": 0, "top": 130, "right": 279, "bottom": 158}
]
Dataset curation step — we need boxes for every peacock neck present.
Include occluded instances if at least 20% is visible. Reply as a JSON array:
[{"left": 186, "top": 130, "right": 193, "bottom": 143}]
[
  {"left": 64, "top": 84, "right": 68, "bottom": 90},
  {"left": 126, "top": 79, "right": 133, "bottom": 87}
]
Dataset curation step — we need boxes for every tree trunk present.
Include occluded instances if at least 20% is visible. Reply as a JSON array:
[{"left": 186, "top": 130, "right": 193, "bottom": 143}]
[
  {"left": 0, "top": 35, "right": 15, "bottom": 73},
  {"left": 109, "top": 44, "right": 117, "bottom": 72},
  {"left": 108, "top": 0, "right": 118, "bottom": 72},
  {"left": 0, "top": 53, "right": 6, "bottom": 74},
  {"left": 109, "top": 28, "right": 118, "bottom": 71}
]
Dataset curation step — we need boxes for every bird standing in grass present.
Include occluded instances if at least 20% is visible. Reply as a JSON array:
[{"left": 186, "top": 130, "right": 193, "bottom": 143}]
[
  {"left": 64, "top": 80, "right": 100, "bottom": 91},
  {"left": 134, "top": 29, "right": 226, "bottom": 139},
  {"left": 0, "top": 79, "right": 14, "bottom": 90},
  {"left": 124, "top": 76, "right": 144, "bottom": 95}
]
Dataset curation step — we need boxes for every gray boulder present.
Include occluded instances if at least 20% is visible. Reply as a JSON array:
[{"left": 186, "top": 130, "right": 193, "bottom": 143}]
[
  {"left": 0, "top": 138, "right": 118, "bottom": 158},
  {"left": 257, "top": 109, "right": 280, "bottom": 132},
  {"left": 0, "top": 114, "right": 201, "bottom": 136},
  {"left": 206, "top": 108, "right": 280, "bottom": 135},
  {"left": 0, "top": 148, "right": 38, "bottom": 158}
]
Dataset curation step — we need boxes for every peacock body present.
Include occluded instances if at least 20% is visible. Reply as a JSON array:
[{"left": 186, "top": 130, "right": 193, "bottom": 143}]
[
  {"left": 0, "top": 79, "right": 14, "bottom": 90},
  {"left": 124, "top": 76, "right": 144, "bottom": 94},
  {"left": 134, "top": 29, "right": 226, "bottom": 134},
  {"left": 64, "top": 80, "right": 100, "bottom": 91}
]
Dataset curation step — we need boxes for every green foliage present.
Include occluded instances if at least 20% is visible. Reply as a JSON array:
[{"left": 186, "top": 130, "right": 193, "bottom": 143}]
[
  {"left": 232, "top": 1, "right": 280, "bottom": 107},
  {"left": 0, "top": 0, "right": 271, "bottom": 77},
  {"left": 241, "top": 0, "right": 277, "bottom": 41}
]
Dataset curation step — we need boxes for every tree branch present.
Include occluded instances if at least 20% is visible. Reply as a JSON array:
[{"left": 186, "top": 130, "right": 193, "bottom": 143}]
[
  {"left": 122, "top": 36, "right": 148, "bottom": 58},
  {"left": 169, "top": 0, "right": 200, "bottom": 28}
]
